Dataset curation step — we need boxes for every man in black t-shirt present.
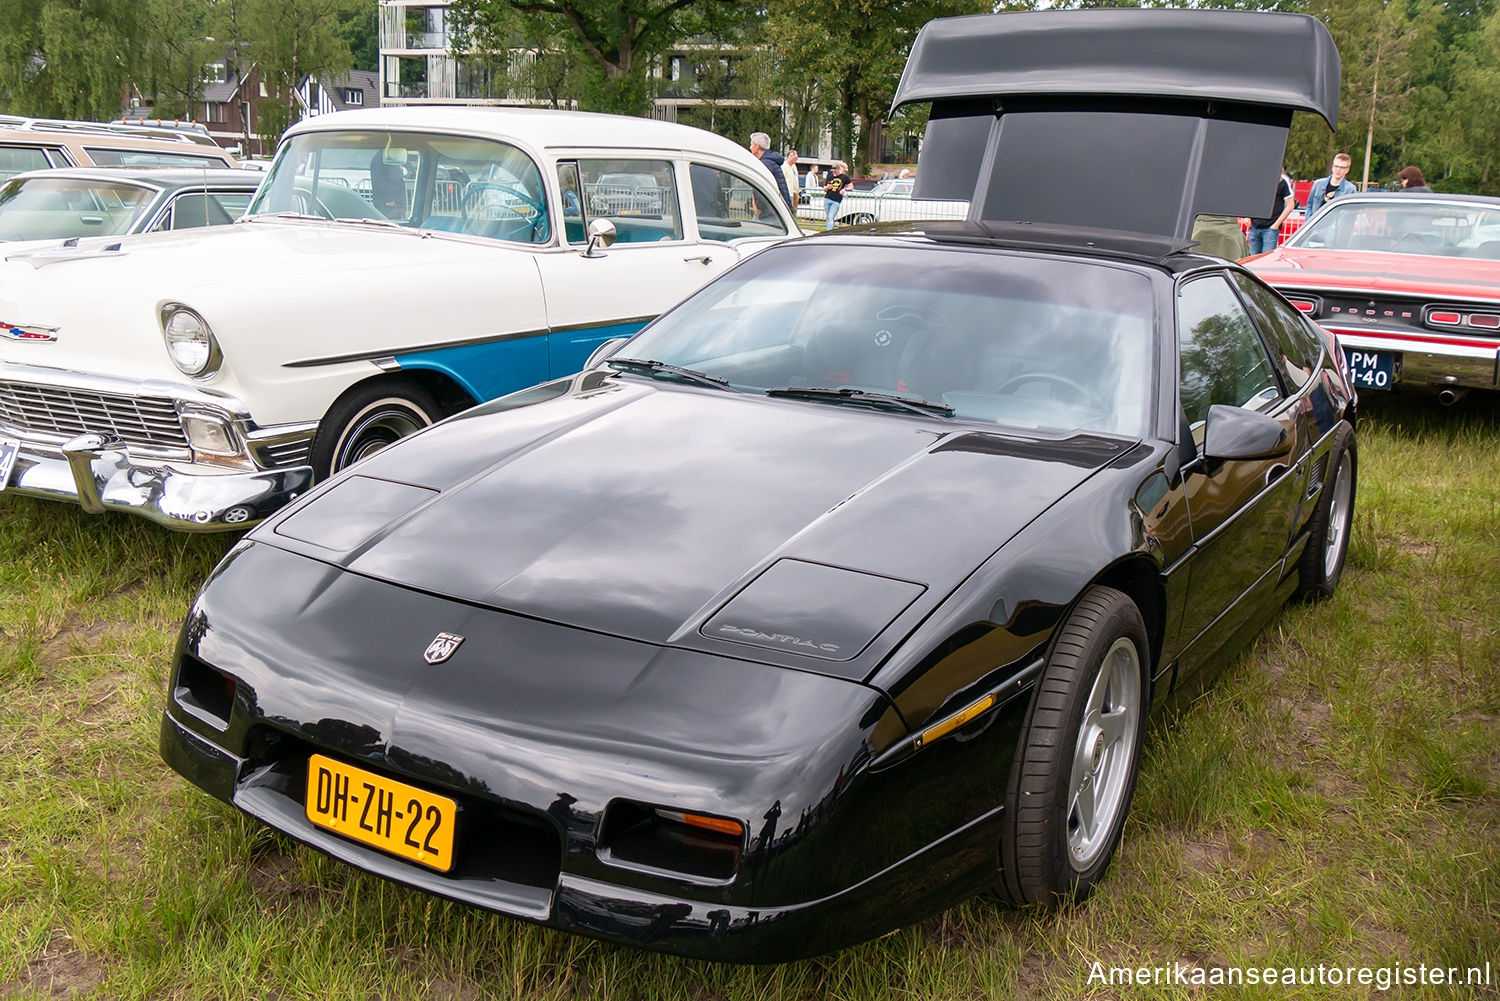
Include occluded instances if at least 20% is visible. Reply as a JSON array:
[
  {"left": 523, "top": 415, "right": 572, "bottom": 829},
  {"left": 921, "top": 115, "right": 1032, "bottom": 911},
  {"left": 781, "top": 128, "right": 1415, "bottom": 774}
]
[{"left": 1247, "top": 171, "right": 1294, "bottom": 256}]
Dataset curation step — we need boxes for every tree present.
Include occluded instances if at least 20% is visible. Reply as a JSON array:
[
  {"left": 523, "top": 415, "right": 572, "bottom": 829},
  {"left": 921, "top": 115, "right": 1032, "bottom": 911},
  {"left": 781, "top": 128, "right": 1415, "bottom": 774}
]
[
  {"left": 447, "top": 0, "right": 750, "bottom": 115},
  {"left": 335, "top": 0, "right": 378, "bottom": 72},
  {"left": 1283, "top": 0, "right": 1440, "bottom": 186},
  {"left": 138, "top": 0, "right": 218, "bottom": 119},
  {"left": 0, "top": 0, "right": 148, "bottom": 119},
  {"left": 237, "top": 0, "right": 351, "bottom": 148},
  {"left": 760, "top": 0, "right": 992, "bottom": 170},
  {"left": 1419, "top": 4, "right": 1500, "bottom": 191}
]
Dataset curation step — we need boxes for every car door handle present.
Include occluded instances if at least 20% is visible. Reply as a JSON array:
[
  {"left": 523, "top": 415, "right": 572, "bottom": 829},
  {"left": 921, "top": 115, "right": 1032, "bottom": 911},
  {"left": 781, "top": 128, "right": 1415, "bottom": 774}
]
[
  {"left": 1266, "top": 462, "right": 1291, "bottom": 486},
  {"left": 683, "top": 254, "right": 715, "bottom": 265}
]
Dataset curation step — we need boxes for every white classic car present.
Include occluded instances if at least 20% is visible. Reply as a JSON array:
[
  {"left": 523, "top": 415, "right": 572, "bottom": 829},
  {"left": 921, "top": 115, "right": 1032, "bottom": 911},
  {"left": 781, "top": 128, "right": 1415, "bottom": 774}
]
[
  {"left": 0, "top": 107, "right": 798, "bottom": 530},
  {"left": 834, "top": 178, "right": 968, "bottom": 226}
]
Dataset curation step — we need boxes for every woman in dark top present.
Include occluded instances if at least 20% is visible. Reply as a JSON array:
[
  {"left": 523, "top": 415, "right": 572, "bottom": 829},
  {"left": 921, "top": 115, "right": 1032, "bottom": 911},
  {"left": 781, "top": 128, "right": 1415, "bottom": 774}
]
[{"left": 1397, "top": 165, "right": 1432, "bottom": 192}]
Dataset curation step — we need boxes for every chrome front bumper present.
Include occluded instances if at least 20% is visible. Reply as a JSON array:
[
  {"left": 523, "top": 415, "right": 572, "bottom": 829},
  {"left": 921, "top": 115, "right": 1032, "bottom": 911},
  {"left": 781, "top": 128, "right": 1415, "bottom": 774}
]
[
  {"left": 3, "top": 431, "right": 313, "bottom": 531},
  {"left": 0, "top": 361, "right": 318, "bottom": 530}
]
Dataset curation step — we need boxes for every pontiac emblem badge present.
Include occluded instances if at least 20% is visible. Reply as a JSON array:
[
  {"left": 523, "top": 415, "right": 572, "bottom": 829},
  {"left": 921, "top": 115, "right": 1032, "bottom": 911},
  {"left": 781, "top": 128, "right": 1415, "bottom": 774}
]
[{"left": 423, "top": 632, "right": 465, "bottom": 665}]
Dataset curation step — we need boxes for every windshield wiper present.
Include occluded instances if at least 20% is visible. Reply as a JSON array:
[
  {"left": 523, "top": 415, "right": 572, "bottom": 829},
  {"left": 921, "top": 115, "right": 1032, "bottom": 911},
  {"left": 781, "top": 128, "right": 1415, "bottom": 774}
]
[
  {"left": 245, "top": 211, "right": 326, "bottom": 223},
  {"left": 764, "top": 386, "right": 954, "bottom": 416},
  {"left": 330, "top": 216, "right": 404, "bottom": 230},
  {"left": 607, "top": 357, "right": 734, "bottom": 391}
]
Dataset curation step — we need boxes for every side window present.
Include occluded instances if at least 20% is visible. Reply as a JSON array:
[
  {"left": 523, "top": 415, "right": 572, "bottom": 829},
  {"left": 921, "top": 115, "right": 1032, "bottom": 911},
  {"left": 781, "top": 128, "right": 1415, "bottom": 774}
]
[
  {"left": 556, "top": 162, "right": 586, "bottom": 243},
  {"left": 166, "top": 191, "right": 238, "bottom": 230},
  {"left": 689, "top": 163, "right": 788, "bottom": 242},
  {"left": 1230, "top": 272, "right": 1324, "bottom": 391},
  {"left": 0, "top": 145, "right": 54, "bottom": 180},
  {"left": 1177, "top": 274, "right": 1281, "bottom": 431},
  {"left": 576, "top": 159, "right": 681, "bottom": 243}
]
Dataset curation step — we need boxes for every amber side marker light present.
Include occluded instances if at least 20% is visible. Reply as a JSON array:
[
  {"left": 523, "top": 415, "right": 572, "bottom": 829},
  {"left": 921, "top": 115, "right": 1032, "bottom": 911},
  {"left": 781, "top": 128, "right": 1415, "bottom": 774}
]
[
  {"left": 656, "top": 809, "right": 745, "bottom": 837},
  {"left": 915, "top": 693, "right": 997, "bottom": 748}
]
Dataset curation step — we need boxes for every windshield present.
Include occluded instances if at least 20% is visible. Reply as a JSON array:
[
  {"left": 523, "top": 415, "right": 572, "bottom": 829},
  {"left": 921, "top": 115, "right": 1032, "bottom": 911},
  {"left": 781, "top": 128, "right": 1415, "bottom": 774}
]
[
  {"left": 0, "top": 176, "right": 153, "bottom": 240},
  {"left": 869, "top": 179, "right": 913, "bottom": 197},
  {"left": 249, "top": 129, "right": 550, "bottom": 243},
  {"left": 621, "top": 243, "right": 1156, "bottom": 437},
  {"left": 1291, "top": 198, "right": 1500, "bottom": 259}
]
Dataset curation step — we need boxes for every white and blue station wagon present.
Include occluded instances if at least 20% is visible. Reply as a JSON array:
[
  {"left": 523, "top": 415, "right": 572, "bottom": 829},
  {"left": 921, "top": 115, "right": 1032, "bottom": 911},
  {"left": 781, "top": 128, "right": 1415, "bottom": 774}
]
[{"left": 0, "top": 107, "right": 797, "bottom": 529}]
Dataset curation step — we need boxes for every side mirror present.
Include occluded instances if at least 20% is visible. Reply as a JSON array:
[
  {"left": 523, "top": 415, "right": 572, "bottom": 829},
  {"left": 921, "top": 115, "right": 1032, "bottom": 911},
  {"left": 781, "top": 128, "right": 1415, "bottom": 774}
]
[
  {"left": 1202, "top": 404, "right": 1290, "bottom": 461},
  {"left": 582, "top": 218, "right": 617, "bottom": 258},
  {"left": 585, "top": 336, "right": 629, "bottom": 369}
]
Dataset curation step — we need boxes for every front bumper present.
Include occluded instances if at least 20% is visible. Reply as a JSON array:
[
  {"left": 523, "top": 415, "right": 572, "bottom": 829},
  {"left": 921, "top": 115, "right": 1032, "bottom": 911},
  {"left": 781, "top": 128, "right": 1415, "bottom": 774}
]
[
  {"left": 160, "top": 711, "right": 1003, "bottom": 963},
  {"left": 0, "top": 363, "right": 315, "bottom": 530},
  {"left": 3, "top": 431, "right": 312, "bottom": 531}
]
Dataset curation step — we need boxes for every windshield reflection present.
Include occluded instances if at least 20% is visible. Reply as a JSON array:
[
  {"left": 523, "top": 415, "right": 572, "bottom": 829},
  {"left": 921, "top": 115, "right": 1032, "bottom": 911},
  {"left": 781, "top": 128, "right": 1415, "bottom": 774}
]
[
  {"left": 621, "top": 243, "right": 1156, "bottom": 437},
  {"left": 248, "top": 129, "right": 550, "bottom": 244}
]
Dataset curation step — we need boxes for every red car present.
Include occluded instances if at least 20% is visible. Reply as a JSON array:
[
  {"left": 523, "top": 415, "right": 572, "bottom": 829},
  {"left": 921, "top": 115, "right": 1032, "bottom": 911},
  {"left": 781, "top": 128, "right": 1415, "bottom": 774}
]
[{"left": 1245, "top": 192, "right": 1500, "bottom": 402}]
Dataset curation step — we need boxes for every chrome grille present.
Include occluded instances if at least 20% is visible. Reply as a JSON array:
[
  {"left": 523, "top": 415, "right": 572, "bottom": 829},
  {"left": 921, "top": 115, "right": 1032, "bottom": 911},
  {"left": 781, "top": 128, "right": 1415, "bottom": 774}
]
[{"left": 0, "top": 380, "right": 188, "bottom": 447}]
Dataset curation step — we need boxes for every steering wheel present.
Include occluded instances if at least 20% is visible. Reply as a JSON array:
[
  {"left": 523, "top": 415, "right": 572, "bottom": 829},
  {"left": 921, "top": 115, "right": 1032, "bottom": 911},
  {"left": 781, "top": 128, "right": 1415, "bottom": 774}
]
[
  {"left": 995, "top": 371, "right": 1108, "bottom": 411},
  {"left": 1392, "top": 232, "right": 1437, "bottom": 252},
  {"left": 876, "top": 303, "right": 945, "bottom": 330},
  {"left": 461, "top": 182, "right": 544, "bottom": 222}
]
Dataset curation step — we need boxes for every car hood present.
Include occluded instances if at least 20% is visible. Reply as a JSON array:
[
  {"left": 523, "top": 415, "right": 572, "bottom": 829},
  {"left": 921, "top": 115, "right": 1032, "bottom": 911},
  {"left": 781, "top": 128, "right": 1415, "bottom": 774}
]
[
  {"left": 1247, "top": 247, "right": 1500, "bottom": 298},
  {"left": 259, "top": 379, "right": 1134, "bottom": 678},
  {"left": 0, "top": 221, "right": 529, "bottom": 381}
]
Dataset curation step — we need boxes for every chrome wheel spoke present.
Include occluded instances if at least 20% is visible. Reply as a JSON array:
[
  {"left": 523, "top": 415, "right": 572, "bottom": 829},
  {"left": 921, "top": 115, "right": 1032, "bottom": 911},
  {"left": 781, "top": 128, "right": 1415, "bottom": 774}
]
[{"left": 1097, "top": 707, "right": 1127, "bottom": 749}]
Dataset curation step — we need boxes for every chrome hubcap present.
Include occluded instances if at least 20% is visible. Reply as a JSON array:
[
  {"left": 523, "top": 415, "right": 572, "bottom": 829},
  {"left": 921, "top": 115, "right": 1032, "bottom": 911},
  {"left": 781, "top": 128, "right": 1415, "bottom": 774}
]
[
  {"left": 1067, "top": 637, "right": 1142, "bottom": 871},
  {"left": 337, "top": 404, "right": 430, "bottom": 470},
  {"left": 1324, "top": 451, "right": 1353, "bottom": 578}
]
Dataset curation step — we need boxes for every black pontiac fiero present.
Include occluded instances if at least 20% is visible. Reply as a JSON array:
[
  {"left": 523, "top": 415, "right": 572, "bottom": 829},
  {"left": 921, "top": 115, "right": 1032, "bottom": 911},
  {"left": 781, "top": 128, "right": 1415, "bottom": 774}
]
[{"left": 161, "top": 10, "right": 1353, "bottom": 963}]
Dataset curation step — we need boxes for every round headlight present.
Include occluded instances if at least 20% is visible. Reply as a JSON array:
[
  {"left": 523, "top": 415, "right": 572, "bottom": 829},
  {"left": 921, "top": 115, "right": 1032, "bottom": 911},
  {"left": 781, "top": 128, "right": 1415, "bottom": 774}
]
[{"left": 161, "top": 305, "right": 220, "bottom": 377}]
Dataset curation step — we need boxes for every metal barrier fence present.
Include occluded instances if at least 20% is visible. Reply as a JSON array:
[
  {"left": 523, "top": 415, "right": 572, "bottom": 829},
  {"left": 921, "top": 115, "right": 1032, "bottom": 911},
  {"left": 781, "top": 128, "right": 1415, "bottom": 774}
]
[{"left": 796, "top": 192, "right": 969, "bottom": 227}]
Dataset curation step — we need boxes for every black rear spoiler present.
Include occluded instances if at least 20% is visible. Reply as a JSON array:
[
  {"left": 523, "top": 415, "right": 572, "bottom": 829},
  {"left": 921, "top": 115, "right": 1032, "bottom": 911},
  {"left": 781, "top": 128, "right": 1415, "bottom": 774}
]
[{"left": 892, "top": 10, "right": 1340, "bottom": 242}]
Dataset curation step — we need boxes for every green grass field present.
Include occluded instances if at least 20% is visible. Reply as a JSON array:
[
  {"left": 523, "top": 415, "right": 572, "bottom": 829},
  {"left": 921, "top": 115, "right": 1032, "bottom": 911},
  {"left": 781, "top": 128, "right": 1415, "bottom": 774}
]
[{"left": 2, "top": 393, "right": 1496, "bottom": 1000}]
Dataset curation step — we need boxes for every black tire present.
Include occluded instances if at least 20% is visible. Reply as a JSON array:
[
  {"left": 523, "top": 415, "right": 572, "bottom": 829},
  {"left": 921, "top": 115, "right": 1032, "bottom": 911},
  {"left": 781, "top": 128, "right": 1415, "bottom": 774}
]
[
  {"left": 998, "top": 586, "right": 1149, "bottom": 906},
  {"left": 1297, "top": 421, "right": 1356, "bottom": 600},
  {"left": 310, "top": 378, "right": 442, "bottom": 480}
]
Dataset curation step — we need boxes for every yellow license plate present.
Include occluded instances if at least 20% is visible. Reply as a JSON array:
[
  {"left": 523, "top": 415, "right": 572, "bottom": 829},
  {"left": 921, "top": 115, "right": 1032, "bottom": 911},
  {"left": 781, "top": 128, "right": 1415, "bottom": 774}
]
[{"left": 305, "top": 754, "right": 457, "bottom": 872}]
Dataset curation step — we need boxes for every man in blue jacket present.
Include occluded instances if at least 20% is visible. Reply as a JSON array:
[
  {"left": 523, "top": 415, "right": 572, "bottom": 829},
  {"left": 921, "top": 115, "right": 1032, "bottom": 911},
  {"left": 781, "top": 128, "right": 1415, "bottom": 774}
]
[
  {"left": 749, "top": 132, "right": 794, "bottom": 211},
  {"left": 1307, "top": 153, "right": 1358, "bottom": 213}
]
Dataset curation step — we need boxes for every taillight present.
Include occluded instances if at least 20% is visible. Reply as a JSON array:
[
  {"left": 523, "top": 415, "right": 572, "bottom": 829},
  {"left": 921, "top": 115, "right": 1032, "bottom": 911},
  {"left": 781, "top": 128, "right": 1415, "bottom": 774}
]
[
  {"left": 1425, "top": 306, "right": 1500, "bottom": 331},
  {"left": 1286, "top": 298, "right": 1319, "bottom": 315}
]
